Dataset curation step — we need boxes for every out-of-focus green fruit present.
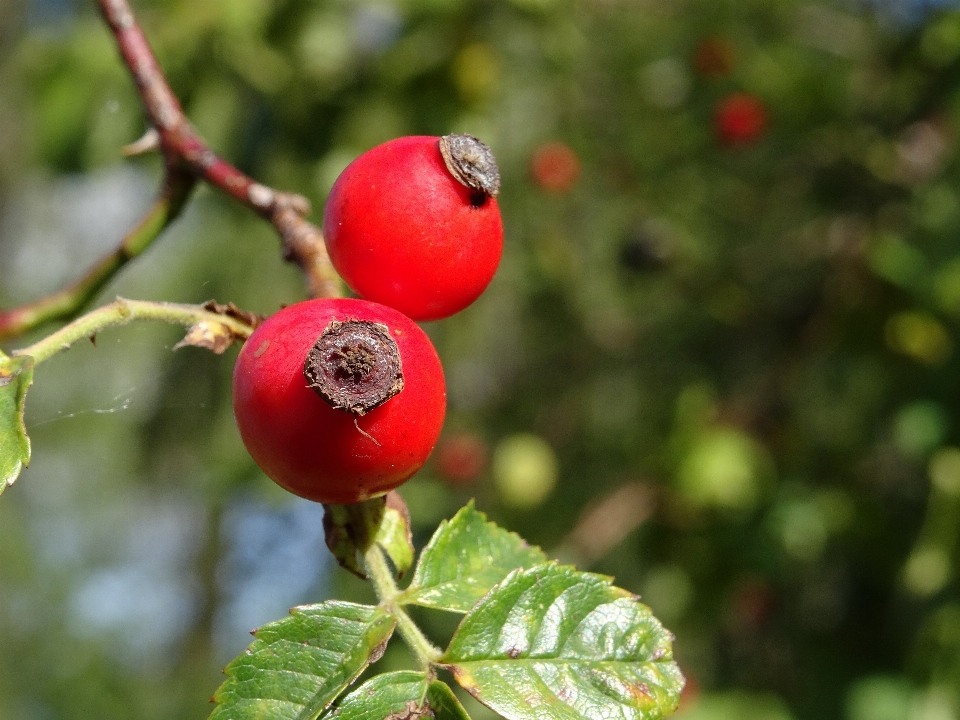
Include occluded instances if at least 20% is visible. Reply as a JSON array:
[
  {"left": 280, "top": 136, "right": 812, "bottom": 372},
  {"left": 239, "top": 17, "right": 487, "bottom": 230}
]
[
  {"left": 677, "top": 428, "right": 772, "bottom": 511},
  {"left": 493, "top": 433, "right": 558, "bottom": 509}
]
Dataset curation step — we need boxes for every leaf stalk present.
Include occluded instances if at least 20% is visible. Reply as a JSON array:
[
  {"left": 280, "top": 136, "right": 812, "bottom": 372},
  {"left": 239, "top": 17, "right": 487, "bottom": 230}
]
[{"left": 363, "top": 542, "right": 442, "bottom": 668}]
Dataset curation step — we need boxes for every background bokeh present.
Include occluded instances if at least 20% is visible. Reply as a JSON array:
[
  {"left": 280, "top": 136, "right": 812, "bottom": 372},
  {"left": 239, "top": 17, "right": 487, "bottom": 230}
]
[{"left": 3, "top": 0, "right": 960, "bottom": 718}]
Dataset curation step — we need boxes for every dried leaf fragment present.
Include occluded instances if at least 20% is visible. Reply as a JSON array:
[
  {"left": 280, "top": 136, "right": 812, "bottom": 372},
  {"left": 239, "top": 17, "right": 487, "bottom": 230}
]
[
  {"left": 200, "top": 300, "right": 265, "bottom": 329},
  {"left": 174, "top": 321, "right": 240, "bottom": 354}
]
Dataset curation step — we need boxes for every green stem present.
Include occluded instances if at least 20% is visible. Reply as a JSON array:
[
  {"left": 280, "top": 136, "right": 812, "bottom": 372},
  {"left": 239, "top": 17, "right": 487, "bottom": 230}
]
[
  {"left": 13, "top": 297, "right": 254, "bottom": 365},
  {"left": 363, "top": 542, "right": 442, "bottom": 668},
  {"left": 0, "top": 172, "right": 195, "bottom": 342}
]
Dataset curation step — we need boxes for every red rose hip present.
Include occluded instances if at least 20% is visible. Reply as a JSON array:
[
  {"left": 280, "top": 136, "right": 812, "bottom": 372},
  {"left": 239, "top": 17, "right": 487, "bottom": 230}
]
[
  {"left": 232, "top": 298, "right": 446, "bottom": 504},
  {"left": 322, "top": 135, "right": 504, "bottom": 321},
  {"left": 714, "top": 93, "right": 768, "bottom": 146},
  {"left": 530, "top": 141, "right": 581, "bottom": 194}
]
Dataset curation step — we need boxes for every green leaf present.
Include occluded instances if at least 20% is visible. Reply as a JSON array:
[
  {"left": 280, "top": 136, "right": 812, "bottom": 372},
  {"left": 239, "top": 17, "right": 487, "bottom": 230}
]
[
  {"left": 323, "top": 494, "right": 415, "bottom": 578},
  {"left": 209, "top": 601, "right": 396, "bottom": 720},
  {"left": 324, "top": 671, "right": 471, "bottom": 720},
  {"left": 398, "top": 501, "right": 547, "bottom": 612},
  {"left": 441, "top": 564, "right": 684, "bottom": 720},
  {"left": 376, "top": 491, "right": 415, "bottom": 577},
  {"left": 0, "top": 353, "right": 34, "bottom": 495}
]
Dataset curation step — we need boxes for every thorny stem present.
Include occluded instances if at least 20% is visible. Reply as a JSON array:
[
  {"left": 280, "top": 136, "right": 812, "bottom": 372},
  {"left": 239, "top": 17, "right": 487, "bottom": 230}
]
[
  {"left": 363, "top": 541, "right": 442, "bottom": 669},
  {"left": 12, "top": 298, "right": 255, "bottom": 365}
]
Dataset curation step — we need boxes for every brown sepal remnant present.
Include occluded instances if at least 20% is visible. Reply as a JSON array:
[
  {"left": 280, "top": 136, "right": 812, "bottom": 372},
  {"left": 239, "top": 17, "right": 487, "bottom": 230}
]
[
  {"left": 439, "top": 134, "right": 501, "bottom": 198},
  {"left": 304, "top": 319, "right": 403, "bottom": 416}
]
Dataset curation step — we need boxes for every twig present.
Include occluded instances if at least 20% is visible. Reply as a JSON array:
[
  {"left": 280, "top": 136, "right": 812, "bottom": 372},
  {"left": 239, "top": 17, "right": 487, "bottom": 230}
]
[
  {"left": 0, "top": 172, "right": 195, "bottom": 341},
  {"left": 0, "top": 0, "right": 340, "bottom": 343},
  {"left": 13, "top": 297, "right": 255, "bottom": 365},
  {"left": 553, "top": 482, "right": 656, "bottom": 568},
  {"left": 97, "top": 0, "right": 339, "bottom": 298}
]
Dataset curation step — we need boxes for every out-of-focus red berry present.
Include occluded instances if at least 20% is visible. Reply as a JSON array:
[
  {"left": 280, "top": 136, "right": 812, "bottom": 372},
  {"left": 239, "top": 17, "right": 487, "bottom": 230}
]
[
  {"left": 714, "top": 93, "right": 768, "bottom": 146},
  {"left": 730, "top": 576, "right": 777, "bottom": 628},
  {"left": 435, "top": 432, "right": 488, "bottom": 485},
  {"left": 531, "top": 141, "right": 581, "bottom": 193},
  {"left": 694, "top": 37, "right": 736, "bottom": 79}
]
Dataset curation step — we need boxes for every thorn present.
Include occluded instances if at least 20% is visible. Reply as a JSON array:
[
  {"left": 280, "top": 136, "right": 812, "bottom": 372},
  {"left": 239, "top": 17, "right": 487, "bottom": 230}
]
[
  {"left": 89, "top": 334, "right": 97, "bottom": 346},
  {"left": 122, "top": 127, "right": 160, "bottom": 157}
]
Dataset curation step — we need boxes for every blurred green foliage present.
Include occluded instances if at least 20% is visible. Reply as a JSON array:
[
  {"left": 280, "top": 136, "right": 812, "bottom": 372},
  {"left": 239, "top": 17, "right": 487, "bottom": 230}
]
[{"left": 4, "top": 0, "right": 960, "bottom": 718}]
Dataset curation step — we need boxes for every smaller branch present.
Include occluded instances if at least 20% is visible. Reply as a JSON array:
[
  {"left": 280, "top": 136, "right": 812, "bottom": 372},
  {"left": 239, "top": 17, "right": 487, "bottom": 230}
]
[
  {"left": 12, "top": 297, "right": 255, "bottom": 365},
  {"left": 0, "top": 0, "right": 342, "bottom": 344},
  {"left": 0, "top": 172, "right": 195, "bottom": 342},
  {"left": 553, "top": 482, "right": 655, "bottom": 568},
  {"left": 97, "top": 0, "right": 341, "bottom": 299},
  {"left": 363, "top": 542, "right": 443, "bottom": 669}
]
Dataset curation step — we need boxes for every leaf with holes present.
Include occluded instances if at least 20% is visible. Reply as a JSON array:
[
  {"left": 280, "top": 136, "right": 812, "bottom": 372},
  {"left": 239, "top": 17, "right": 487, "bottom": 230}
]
[
  {"left": 440, "top": 564, "right": 684, "bottom": 720},
  {"left": 209, "top": 601, "right": 395, "bottom": 720},
  {"left": 323, "top": 671, "right": 470, "bottom": 720},
  {"left": 0, "top": 352, "right": 33, "bottom": 495},
  {"left": 398, "top": 501, "right": 547, "bottom": 612}
]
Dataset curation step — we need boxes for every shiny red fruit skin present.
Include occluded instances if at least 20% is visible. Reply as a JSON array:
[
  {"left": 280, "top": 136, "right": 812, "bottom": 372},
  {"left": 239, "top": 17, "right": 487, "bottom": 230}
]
[
  {"left": 232, "top": 298, "right": 446, "bottom": 504},
  {"left": 714, "top": 93, "right": 768, "bottom": 146},
  {"left": 322, "top": 136, "right": 504, "bottom": 321}
]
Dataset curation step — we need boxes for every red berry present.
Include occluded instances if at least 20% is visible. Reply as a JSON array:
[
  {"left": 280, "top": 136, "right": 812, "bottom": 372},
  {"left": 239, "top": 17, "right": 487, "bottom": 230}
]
[
  {"left": 531, "top": 141, "right": 581, "bottom": 193},
  {"left": 232, "top": 298, "right": 446, "bottom": 504},
  {"left": 730, "top": 577, "right": 777, "bottom": 628},
  {"left": 322, "top": 135, "right": 504, "bottom": 321},
  {"left": 714, "top": 93, "right": 768, "bottom": 146},
  {"left": 435, "top": 432, "right": 488, "bottom": 485}
]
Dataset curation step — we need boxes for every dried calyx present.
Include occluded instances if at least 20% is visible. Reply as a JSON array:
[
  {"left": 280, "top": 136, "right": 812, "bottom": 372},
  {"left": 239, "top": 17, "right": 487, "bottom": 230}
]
[
  {"left": 439, "top": 134, "right": 501, "bottom": 199},
  {"left": 304, "top": 319, "right": 403, "bottom": 416}
]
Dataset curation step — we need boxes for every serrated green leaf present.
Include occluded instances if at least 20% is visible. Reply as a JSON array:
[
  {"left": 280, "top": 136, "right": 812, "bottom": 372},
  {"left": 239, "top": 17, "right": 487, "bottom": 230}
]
[
  {"left": 440, "top": 564, "right": 684, "bottom": 720},
  {"left": 323, "top": 671, "right": 470, "bottom": 720},
  {"left": 0, "top": 353, "right": 34, "bottom": 494},
  {"left": 209, "top": 601, "right": 396, "bottom": 720},
  {"left": 421, "top": 678, "right": 473, "bottom": 720},
  {"left": 398, "top": 501, "right": 547, "bottom": 612}
]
